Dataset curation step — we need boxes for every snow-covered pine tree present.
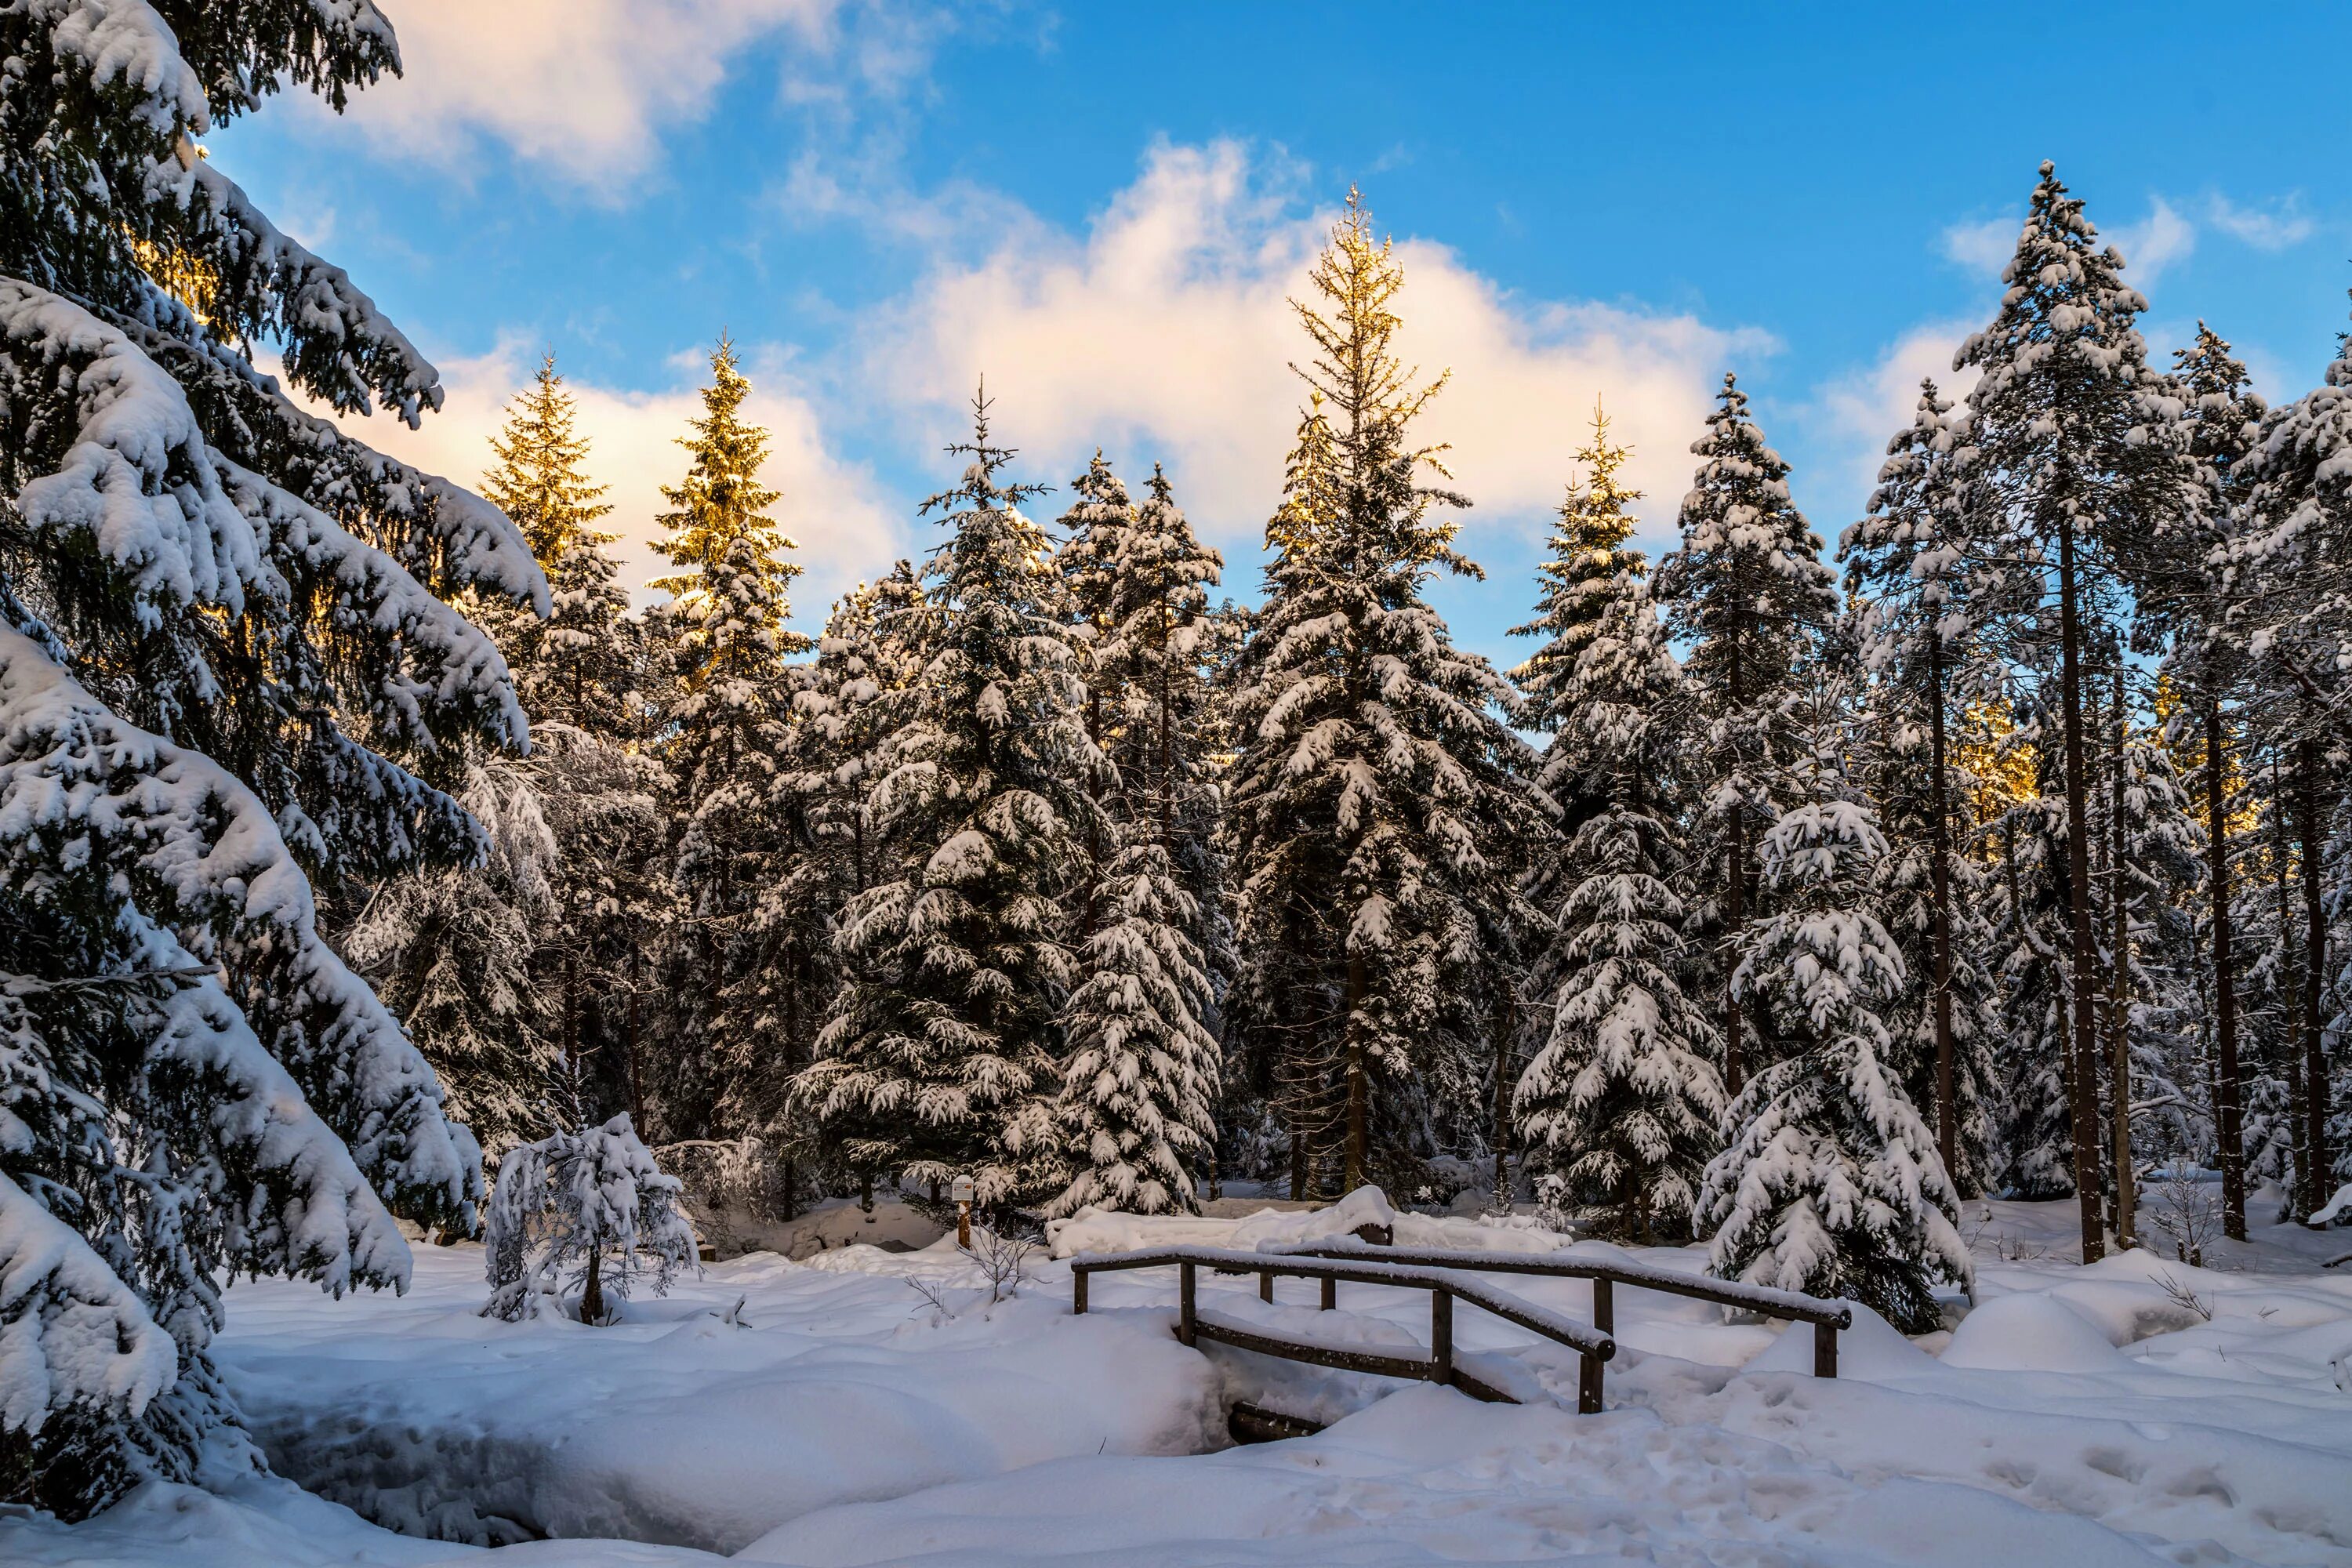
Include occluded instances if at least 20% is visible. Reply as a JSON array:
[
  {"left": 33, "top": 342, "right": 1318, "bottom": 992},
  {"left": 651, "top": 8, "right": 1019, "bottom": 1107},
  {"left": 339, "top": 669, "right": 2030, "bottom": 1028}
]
[
  {"left": 352, "top": 357, "right": 660, "bottom": 1150},
  {"left": 1047, "top": 463, "right": 1230, "bottom": 1215},
  {"left": 799, "top": 394, "right": 1104, "bottom": 1207},
  {"left": 1225, "top": 191, "right": 1541, "bottom": 1196},
  {"left": 1653, "top": 374, "right": 1840, "bottom": 1098},
  {"left": 1512, "top": 401, "right": 1648, "bottom": 814},
  {"left": 2236, "top": 296, "right": 2352, "bottom": 1215},
  {"left": 2141, "top": 324, "right": 2266, "bottom": 1236},
  {"left": 1513, "top": 561, "right": 1724, "bottom": 1240},
  {"left": 478, "top": 354, "right": 637, "bottom": 734},
  {"left": 482, "top": 1112, "right": 697, "bottom": 1326},
  {"left": 646, "top": 341, "right": 808, "bottom": 1149},
  {"left": 1953, "top": 162, "right": 2198, "bottom": 1260},
  {"left": 1696, "top": 726, "right": 1972, "bottom": 1330},
  {"left": 1842, "top": 379, "right": 2008, "bottom": 1195},
  {"left": 0, "top": 5, "right": 543, "bottom": 1514}
]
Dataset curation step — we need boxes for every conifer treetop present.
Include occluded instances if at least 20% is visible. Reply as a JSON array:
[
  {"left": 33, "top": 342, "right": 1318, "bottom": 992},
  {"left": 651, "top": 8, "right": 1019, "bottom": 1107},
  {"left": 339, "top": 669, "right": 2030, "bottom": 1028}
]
[
  {"left": 485, "top": 353, "right": 616, "bottom": 566},
  {"left": 1513, "top": 400, "right": 1648, "bottom": 728},
  {"left": 651, "top": 336, "right": 799, "bottom": 601}
]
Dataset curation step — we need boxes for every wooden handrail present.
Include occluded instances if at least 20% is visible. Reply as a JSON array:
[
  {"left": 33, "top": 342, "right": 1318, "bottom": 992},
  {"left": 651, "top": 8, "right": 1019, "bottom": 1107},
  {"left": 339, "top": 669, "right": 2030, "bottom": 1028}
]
[
  {"left": 1259, "top": 1238, "right": 1853, "bottom": 1379},
  {"left": 1069, "top": 1243, "right": 1614, "bottom": 1413}
]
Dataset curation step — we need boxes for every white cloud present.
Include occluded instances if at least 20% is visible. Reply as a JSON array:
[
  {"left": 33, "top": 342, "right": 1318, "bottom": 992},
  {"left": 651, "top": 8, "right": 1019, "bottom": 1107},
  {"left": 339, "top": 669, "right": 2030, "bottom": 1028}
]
[
  {"left": 1941, "top": 216, "right": 2017, "bottom": 276},
  {"left": 335, "top": 0, "right": 840, "bottom": 187},
  {"left": 2205, "top": 193, "right": 2314, "bottom": 252},
  {"left": 314, "top": 338, "right": 909, "bottom": 619},
  {"left": 1809, "top": 322, "right": 1980, "bottom": 510},
  {"left": 2108, "top": 197, "right": 2195, "bottom": 289},
  {"left": 855, "top": 140, "right": 1766, "bottom": 560}
]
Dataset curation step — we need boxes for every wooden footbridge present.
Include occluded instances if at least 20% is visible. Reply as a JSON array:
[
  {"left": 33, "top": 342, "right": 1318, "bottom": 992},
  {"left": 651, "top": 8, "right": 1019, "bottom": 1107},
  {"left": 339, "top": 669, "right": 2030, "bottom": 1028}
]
[{"left": 1070, "top": 1235, "right": 1853, "bottom": 1439}]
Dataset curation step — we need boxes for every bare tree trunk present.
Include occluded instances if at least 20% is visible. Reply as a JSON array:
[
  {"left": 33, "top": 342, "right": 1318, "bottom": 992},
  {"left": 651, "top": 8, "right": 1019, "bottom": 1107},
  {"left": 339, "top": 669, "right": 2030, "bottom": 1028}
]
[
  {"left": 1344, "top": 953, "right": 1368, "bottom": 1192},
  {"left": 2299, "top": 735, "right": 2332, "bottom": 1221},
  {"left": 2209, "top": 698, "right": 2245, "bottom": 1240},
  {"left": 580, "top": 1244, "right": 605, "bottom": 1327},
  {"left": 2055, "top": 516, "right": 2107, "bottom": 1262},
  {"left": 2107, "top": 669, "right": 2133, "bottom": 1249},
  {"left": 1926, "top": 632, "right": 1958, "bottom": 1181}
]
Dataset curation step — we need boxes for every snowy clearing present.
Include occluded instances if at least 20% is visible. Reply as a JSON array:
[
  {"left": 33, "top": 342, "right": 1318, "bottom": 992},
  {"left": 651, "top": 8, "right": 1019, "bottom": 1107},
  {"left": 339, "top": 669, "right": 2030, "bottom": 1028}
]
[{"left": 5, "top": 1193, "right": 2347, "bottom": 1567}]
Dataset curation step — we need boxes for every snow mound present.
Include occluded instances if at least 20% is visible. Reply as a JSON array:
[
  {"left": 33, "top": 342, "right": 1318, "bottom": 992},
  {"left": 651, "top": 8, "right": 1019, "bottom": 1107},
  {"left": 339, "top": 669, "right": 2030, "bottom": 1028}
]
[
  {"left": 1940, "top": 1292, "right": 2129, "bottom": 1372},
  {"left": 1740, "top": 1301, "right": 1943, "bottom": 1381}
]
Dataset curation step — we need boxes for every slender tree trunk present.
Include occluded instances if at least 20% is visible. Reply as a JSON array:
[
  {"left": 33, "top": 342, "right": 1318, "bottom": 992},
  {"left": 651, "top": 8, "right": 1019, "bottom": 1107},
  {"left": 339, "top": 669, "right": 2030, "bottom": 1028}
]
[
  {"left": 2278, "top": 752, "right": 2310, "bottom": 1200},
  {"left": 1344, "top": 953, "right": 1368, "bottom": 1192},
  {"left": 2299, "top": 735, "right": 2332, "bottom": 1221},
  {"left": 2208, "top": 698, "right": 2245, "bottom": 1239},
  {"left": 1492, "top": 987, "right": 1516, "bottom": 1208},
  {"left": 2054, "top": 516, "right": 2107, "bottom": 1261},
  {"left": 1722, "top": 637, "right": 1746, "bottom": 1097},
  {"left": 625, "top": 941, "right": 647, "bottom": 1131},
  {"left": 2107, "top": 669, "right": 2133, "bottom": 1249},
  {"left": 580, "top": 1244, "right": 604, "bottom": 1327},
  {"left": 1926, "top": 633, "right": 1958, "bottom": 1181}
]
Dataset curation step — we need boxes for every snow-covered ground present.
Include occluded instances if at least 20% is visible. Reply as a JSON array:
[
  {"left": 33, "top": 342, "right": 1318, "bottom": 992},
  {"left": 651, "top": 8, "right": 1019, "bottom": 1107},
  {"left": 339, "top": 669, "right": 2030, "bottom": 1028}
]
[{"left": 6, "top": 1192, "right": 2348, "bottom": 1567}]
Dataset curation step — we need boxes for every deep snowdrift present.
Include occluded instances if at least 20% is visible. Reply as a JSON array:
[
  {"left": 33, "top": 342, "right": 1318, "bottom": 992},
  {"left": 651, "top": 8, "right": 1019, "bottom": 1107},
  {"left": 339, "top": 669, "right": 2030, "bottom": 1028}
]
[{"left": 4, "top": 1192, "right": 2347, "bottom": 1567}]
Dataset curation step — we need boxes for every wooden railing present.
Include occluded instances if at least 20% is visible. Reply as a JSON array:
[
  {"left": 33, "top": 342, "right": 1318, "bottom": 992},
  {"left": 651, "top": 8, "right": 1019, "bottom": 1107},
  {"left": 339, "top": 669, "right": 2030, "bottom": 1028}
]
[
  {"left": 1261, "top": 1239, "right": 1855, "bottom": 1377},
  {"left": 1069, "top": 1244, "right": 1617, "bottom": 1412}
]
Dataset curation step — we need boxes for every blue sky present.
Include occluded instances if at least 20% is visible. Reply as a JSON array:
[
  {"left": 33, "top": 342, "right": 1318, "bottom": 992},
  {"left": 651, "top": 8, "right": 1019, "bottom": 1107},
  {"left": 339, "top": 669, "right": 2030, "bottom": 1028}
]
[{"left": 219, "top": 2, "right": 2351, "bottom": 670}]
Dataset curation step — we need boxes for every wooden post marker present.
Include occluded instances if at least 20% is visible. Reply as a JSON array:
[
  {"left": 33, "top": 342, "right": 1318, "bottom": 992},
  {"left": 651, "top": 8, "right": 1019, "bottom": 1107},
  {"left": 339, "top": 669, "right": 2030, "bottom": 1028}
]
[{"left": 951, "top": 1174, "right": 974, "bottom": 1250}]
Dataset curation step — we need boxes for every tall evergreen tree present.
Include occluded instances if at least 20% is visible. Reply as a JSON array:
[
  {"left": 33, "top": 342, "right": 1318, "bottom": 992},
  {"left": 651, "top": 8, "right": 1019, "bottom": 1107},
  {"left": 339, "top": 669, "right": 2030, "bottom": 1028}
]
[
  {"left": 1226, "top": 191, "right": 1541, "bottom": 1196},
  {"left": 799, "top": 396, "right": 1104, "bottom": 1206},
  {"left": 1653, "top": 375, "right": 1840, "bottom": 1096},
  {"left": 1513, "top": 563, "right": 1723, "bottom": 1240},
  {"left": 1049, "top": 463, "right": 1229, "bottom": 1215},
  {"left": 1952, "top": 162, "right": 2197, "bottom": 1260},
  {"left": 2142, "top": 324, "right": 2266, "bottom": 1237},
  {"left": 2238, "top": 296, "right": 2352, "bottom": 1216},
  {"left": 0, "top": 5, "right": 539, "bottom": 1514},
  {"left": 648, "top": 340, "right": 808, "bottom": 1147},
  {"left": 1843, "top": 380, "right": 2008, "bottom": 1192}
]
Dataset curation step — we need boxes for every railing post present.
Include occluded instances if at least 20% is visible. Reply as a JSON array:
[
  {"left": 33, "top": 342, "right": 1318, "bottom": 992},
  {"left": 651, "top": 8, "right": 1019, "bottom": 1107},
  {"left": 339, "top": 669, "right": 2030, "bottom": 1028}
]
[
  {"left": 1179, "top": 1261, "right": 1196, "bottom": 1347},
  {"left": 1592, "top": 1276, "right": 1613, "bottom": 1336},
  {"left": 1813, "top": 1319, "right": 1838, "bottom": 1379},
  {"left": 1259, "top": 1269, "right": 1275, "bottom": 1304},
  {"left": 1073, "top": 1269, "right": 1088, "bottom": 1315},
  {"left": 1431, "top": 1287, "right": 1454, "bottom": 1388},
  {"left": 1577, "top": 1352, "right": 1604, "bottom": 1414},
  {"left": 1320, "top": 1276, "right": 1336, "bottom": 1312}
]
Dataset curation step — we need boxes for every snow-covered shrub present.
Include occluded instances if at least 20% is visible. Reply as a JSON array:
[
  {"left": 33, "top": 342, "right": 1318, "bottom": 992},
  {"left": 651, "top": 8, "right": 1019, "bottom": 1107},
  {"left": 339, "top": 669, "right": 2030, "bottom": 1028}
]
[{"left": 483, "top": 1116, "right": 698, "bottom": 1325}]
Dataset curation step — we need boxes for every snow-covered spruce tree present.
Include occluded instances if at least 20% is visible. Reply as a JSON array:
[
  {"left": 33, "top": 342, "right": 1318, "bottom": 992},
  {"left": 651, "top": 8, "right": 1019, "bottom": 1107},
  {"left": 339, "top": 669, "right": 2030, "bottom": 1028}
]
[
  {"left": 1653, "top": 375, "right": 1840, "bottom": 1098},
  {"left": 0, "top": 5, "right": 545, "bottom": 1515},
  {"left": 1513, "top": 563, "right": 1725, "bottom": 1240},
  {"left": 1696, "top": 730, "right": 1971, "bottom": 1330},
  {"left": 1953, "top": 162, "right": 2198, "bottom": 1261},
  {"left": 1225, "top": 191, "right": 1541, "bottom": 1196},
  {"left": 351, "top": 357, "right": 659, "bottom": 1153},
  {"left": 798, "top": 396, "right": 1105, "bottom": 1207},
  {"left": 1513, "top": 398, "right": 1652, "bottom": 883},
  {"left": 2136, "top": 325, "right": 2267, "bottom": 1237},
  {"left": 1047, "top": 463, "right": 1230, "bottom": 1216},
  {"left": 482, "top": 1113, "right": 696, "bottom": 1326},
  {"left": 646, "top": 340, "right": 808, "bottom": 1147},
  {"left": 2236, "top": 297, "right": 2352, "bottom": 1215},
  {"left": 1842, "top": 380, "right": 2009, "bottom": 1195}
]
